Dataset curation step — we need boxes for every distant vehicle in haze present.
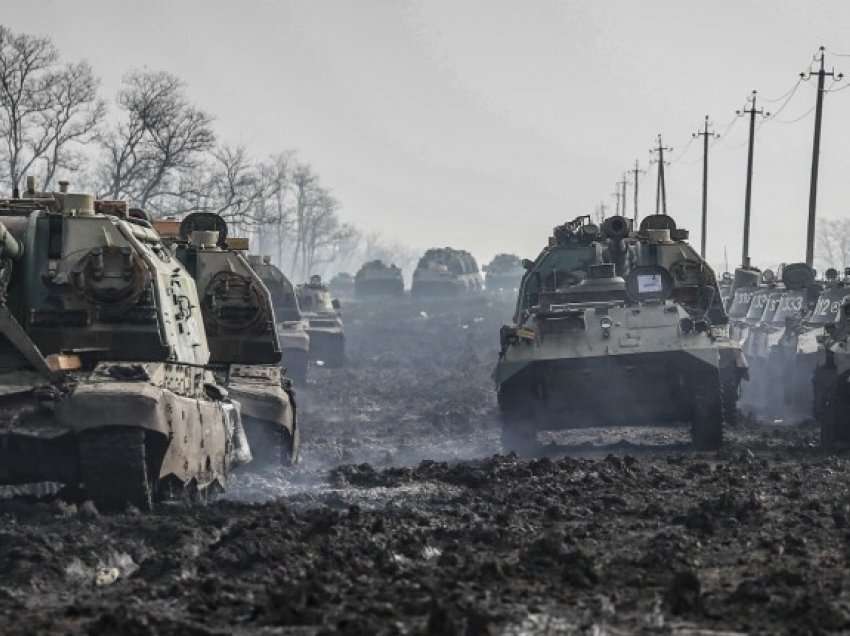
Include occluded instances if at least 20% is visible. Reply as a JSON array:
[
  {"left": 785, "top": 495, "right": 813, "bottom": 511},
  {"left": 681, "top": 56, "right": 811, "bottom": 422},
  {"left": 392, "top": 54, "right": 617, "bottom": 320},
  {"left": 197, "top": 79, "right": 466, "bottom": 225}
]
[
  {"left": 298, "top": 275, "right": 346, "bottom": 367},
  {"left": 484, "top": 253, "right": 525, "bottom": 292},
  {"left": 355, "top": 260, "right": 404, "bottom": 298},
  {"left": 411, "top": 247, "right": 483, "bottom": 297}
]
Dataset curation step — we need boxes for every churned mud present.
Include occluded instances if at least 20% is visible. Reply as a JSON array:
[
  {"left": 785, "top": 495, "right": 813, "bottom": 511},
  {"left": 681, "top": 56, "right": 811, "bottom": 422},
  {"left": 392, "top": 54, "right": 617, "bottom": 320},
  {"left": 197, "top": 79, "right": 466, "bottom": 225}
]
[{"left": 1, "top": 296, "right": 848, "bottom": 635}]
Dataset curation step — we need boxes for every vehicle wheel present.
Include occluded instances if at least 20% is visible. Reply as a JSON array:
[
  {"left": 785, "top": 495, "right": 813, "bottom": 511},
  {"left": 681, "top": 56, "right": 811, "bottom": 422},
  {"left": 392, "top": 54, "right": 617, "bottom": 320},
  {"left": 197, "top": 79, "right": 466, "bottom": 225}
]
[
  {"left": 691, "top": 380, "right": 723, "bottom": 450},
  {"left": 498, "top": 386, "right": 539, "bottom": 456},
  {"left": 721, "top": 377, "right": 740, "bottom": 427},
  {"left": 79, "top": 427, "right": 156, "bottom": 512},
  {"left": 820, "top": 372, "right": 849, "bottom": 448}
]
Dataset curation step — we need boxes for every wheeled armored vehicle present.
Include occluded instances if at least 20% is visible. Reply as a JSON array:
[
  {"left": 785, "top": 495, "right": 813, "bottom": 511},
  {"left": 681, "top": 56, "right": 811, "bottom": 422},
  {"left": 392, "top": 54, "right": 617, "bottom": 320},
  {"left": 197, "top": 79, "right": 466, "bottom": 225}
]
[
  {"left": 158, "top": 214, "right": 299, "bottom": 465},
  {"left": 249, "top": 255, "right": 311, "bottom": 384},
  {"left": 354, "top": 260, "right": 404, "bottom": 298},
  {"left": 494, "top": 214, "right": 746, "bottom": 453},
  {"left": 297, "top": 275, "right": 345, "bottom": 367},
  {"left": 0, "top": 180, "right": 250, "bottom": 510},
  {"left": 411, "top": 247, "right": 483, "bottom": 297}
]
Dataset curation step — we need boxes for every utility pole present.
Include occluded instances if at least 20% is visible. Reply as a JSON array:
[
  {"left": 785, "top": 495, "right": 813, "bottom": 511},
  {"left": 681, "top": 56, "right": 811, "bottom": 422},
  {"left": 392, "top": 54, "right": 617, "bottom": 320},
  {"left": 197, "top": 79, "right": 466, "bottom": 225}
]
[
  {"left": 616, "top": 174, "right": 628, "bottom": 217},
  {"left": 612, "top": 188, "right": 623, "bottom": 217},
  {"left": 736, "top": 91, "right": 769, "bottom": 268},
  {"left": 802, "top": 46, "right": 843, "bottom": 267},
  {"left": 630, "top": 159, "right": 645, "bottom": 223},
  {"left": 649, "top": 135, "right": 672, "bottom": 215},
  {"left": 693, "top": 116, "right": 719, "bottom": 258}
]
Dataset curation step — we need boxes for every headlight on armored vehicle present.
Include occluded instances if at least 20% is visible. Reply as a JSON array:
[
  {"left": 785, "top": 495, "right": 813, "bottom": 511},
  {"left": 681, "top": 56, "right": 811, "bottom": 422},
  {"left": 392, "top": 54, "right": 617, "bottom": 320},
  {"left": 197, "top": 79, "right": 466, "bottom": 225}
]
[
  {"left": 599, "top": 316, "right": 612, "bottom": 338},
  {"left": 679, "top": 317, "right": 694, "bottom": 334}
]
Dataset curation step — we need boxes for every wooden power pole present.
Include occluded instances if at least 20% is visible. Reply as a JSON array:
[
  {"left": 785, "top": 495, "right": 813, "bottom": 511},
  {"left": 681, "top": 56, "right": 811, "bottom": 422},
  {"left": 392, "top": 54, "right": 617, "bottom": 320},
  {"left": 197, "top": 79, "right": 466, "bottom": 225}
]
[
  {"left": 693, "top": 116, "right": 719, "bottom": 258},
  {"left": 802, "top": 46, "right": 842, "bottom": 267},
  {"left": 630, "top": 159, "right": 645, "bottom": 223},
  {"left": 736, "top": 91, "right": 769, "bottom": 268},
  {"left": 650, "top": 135, "right": 672, "bottom": 215}
]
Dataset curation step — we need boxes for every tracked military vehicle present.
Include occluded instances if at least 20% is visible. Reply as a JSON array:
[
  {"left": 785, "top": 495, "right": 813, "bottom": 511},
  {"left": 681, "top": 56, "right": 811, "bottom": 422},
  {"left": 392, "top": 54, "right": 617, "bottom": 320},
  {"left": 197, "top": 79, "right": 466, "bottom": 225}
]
[
  {"left": 354, "top": 260, "right": 404, "bottom": 298},
  {"left": 484, "top": 253, "right": 525, "bottom": 293},
  {"left": 248, "top": 255, "right": 310, "bottom": 384},
  {"left": 160, "top": 214, "right": 299, "bottom": 466},
  {"left": 725, "top": 267, "right": 761, "bottom": 346},
  {"left": 412, "top": 247, "right": 484, "bottom": 297},
  {"left": 0, "top": 180, "right": 250, "bottom": 510},
  {"left": 494, "top": 214, "right": 745, "bottom": 453},
  {"left": 329, "top": 272, "right": 355, "bottom": 300},
  {"left": 297, "top": 275, "right": 345, "bottom": 366}
]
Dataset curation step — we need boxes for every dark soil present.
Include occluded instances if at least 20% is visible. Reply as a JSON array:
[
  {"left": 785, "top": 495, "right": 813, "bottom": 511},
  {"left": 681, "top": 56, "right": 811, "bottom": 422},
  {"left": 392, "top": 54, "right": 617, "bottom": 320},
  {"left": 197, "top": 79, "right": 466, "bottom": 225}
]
[{"left": 1, "top": 295, "right": 847, "bottom": 635}]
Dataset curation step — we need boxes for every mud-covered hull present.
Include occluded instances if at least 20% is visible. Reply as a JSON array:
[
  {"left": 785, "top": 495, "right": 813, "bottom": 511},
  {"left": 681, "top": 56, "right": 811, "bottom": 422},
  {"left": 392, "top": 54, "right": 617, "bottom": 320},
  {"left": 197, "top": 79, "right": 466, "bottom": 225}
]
[
  {"left": 0, "top": 363, "right": 246, "bottom": 509},
  {"left": 496, "top": 349, "right": 738, "bottom": 429},
  {"left": 226, "top": 365, "right": 298, "bottom": 466}
]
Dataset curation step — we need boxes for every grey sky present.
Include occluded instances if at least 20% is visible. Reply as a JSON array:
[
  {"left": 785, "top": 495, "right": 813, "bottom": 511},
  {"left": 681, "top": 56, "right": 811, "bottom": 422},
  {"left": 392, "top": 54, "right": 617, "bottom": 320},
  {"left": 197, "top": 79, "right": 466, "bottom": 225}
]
[{"left": 4, "top": 0, "right": 850, "bottom": 271}]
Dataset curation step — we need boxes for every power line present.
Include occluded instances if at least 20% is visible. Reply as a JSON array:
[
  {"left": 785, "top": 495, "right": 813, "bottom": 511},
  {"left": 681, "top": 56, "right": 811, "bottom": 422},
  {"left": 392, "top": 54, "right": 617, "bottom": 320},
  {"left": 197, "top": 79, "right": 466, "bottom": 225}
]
[
  {"left": 669, "top": 135, "right": 696, "bottom": 164},
  {"left": 772, "top": 103, "right": 816, "bottom": 124},
  {"left": 761, "top": 78, "right": 803, "bottom": 103}
]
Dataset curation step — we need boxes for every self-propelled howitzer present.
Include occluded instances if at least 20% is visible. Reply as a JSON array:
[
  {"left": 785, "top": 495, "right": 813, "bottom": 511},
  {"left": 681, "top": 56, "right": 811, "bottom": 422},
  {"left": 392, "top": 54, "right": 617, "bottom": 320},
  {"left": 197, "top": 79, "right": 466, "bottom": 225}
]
[
  {"left": 494, "top": 214, "right": 746, "bottom": 453},
  {"left": 0, "top": 183, "right": 249, "bottom": 510},
  {"left": 166, "top": 213, "right": 299, "bottom": 465}
]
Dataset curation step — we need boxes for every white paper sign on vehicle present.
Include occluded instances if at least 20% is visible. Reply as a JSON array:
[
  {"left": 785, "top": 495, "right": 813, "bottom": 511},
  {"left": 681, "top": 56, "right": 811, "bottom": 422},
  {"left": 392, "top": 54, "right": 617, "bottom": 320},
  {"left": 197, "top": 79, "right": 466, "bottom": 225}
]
[{"left": 637, "top": 274, "right": 663, "bottom": 294}]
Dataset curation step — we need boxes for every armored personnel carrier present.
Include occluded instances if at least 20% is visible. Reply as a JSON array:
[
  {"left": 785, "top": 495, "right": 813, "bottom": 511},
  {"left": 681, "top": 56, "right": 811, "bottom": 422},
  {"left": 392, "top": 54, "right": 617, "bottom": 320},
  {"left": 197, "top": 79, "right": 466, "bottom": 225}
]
[
  {"left": 354, "top": 260, "right": 404, "bottom": 298},
  {"left": 812, "top": 281, "right": 850, "bottom": 446},
  {"left": 494, "top": 214, "right": 745, "bottom": 453},
  {"left": 248, "top": 255, "right": 311, "bottom": 384},
  {"left": 297, "top": 275, "right": 345, "bottom": 366},
  {"left": 0, "top": 180, "right": 250, "bottom": 510},
  {"left": 159, "top": 214, "right": 299, "bottom": 466},
  {"left": 484, "top": 253, "right": 525, "bottom": 293},
  {"left": 411, "top": 247, "right": 484, "bottom": 297}
]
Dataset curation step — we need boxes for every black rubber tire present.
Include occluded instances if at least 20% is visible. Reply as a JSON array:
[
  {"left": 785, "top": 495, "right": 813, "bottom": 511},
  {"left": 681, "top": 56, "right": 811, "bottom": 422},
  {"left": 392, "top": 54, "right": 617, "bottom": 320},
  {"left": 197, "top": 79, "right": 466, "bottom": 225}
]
[
  {"left": 691, "top": 378, "right": 723, "bottom": 451},
  {"left": 721, "top": 378, "right": 740, "bottom": 427},
  {"left": 79, "top": 427, "right": 155, "bottom": 512},
  {"left": 498, "top": 386, "right": 539, "bottom": 456}
]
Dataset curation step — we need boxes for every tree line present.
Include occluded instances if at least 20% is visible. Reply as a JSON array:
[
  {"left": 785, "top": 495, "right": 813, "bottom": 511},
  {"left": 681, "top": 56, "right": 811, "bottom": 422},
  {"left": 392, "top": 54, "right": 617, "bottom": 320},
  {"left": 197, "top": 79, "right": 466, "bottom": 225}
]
[{"left": 0, "top": 25, "right": 416, "bottom": 282}]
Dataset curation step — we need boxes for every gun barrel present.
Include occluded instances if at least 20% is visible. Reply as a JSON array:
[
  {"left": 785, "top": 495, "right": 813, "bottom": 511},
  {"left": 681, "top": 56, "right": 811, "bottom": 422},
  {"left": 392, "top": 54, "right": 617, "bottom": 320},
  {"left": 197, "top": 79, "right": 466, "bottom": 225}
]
[{"left": 0, "top": 221, "right": 22, "bottom": 261}]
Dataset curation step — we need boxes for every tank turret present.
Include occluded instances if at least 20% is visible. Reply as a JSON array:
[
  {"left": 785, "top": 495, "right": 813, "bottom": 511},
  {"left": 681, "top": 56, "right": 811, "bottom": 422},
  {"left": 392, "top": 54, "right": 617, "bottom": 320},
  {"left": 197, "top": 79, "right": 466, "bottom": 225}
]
[{"left": 164, "top": 212, "right": 299, "bottom": 465}]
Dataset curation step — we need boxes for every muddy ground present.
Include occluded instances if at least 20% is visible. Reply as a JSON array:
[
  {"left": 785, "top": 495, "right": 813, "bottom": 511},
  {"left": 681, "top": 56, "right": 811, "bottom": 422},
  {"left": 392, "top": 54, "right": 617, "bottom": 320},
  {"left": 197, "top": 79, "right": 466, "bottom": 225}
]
[{"left": 2, "top": 295, "right": 850, "bottom": 635}]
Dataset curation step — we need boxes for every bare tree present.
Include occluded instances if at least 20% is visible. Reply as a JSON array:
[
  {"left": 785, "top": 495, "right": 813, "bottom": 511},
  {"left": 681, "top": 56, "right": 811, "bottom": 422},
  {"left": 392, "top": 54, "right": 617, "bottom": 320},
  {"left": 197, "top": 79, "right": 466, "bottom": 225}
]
[
  {"left": 98, "top": 69, "right": 214, "bottom": 210},
  {"left": 817, "top": 218, "right": 850, "bottom": 273},
  {"left": 0, "top": 26, "right": 104, "bottom": 192}
]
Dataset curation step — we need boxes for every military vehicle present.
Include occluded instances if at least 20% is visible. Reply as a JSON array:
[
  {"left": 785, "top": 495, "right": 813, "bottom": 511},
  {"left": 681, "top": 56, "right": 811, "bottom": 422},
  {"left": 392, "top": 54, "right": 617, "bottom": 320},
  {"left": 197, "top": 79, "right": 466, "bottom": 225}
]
[
  {"left": 812, "top": 280, "right": 850, "bottom": 446},
  {"left": 725, "top": 267, "right": 761, "bottom": 347},
  {"left": 354, "top": 260, "right": 404, "bottom": 298},
  {"left": 718, "top": 272, "right": 734, "bottom": 308},
  {"left": 737, "top": 269, "right": 783, "bottom": 413},
  {"left": 297, "top": 275, "right": 345, "bottom": 366},
  {"left": 494, "top": 213, "right": 746, "bottom": 453},
  {"left": 329, "top": 272, "right": 355, "bottom": 300},
  {"left": 484, "top": 253, "right": 525, "bottom": 293},
  {"left": 158, "top": 213, "right": 299, "bottom": 466},
  {"left": 248, "top": 255, "right": 311, "bottom": 384},
  {"left": 768, "top": 266, "right": 836, "bottom": 420},
  {"left": 0, "top": 180, "right": 250, "bottom": 510},
  {"left": 411, "top": 247, "right": 484, "bottom": 297}
]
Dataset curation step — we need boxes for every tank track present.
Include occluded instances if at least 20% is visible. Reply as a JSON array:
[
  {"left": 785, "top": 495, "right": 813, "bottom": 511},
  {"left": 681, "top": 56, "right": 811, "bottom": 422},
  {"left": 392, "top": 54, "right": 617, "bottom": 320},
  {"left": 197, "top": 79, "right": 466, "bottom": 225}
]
[{"left": 79, "top": 427, "right": 154, "bottom": 512}]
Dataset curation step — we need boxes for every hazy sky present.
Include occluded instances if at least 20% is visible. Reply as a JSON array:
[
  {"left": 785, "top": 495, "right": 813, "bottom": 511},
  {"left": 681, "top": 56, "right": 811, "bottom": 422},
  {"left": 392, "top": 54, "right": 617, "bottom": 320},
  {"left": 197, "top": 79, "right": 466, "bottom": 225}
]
[{"left": 5, "top": 0, "right": 850, "bottom": 271}]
